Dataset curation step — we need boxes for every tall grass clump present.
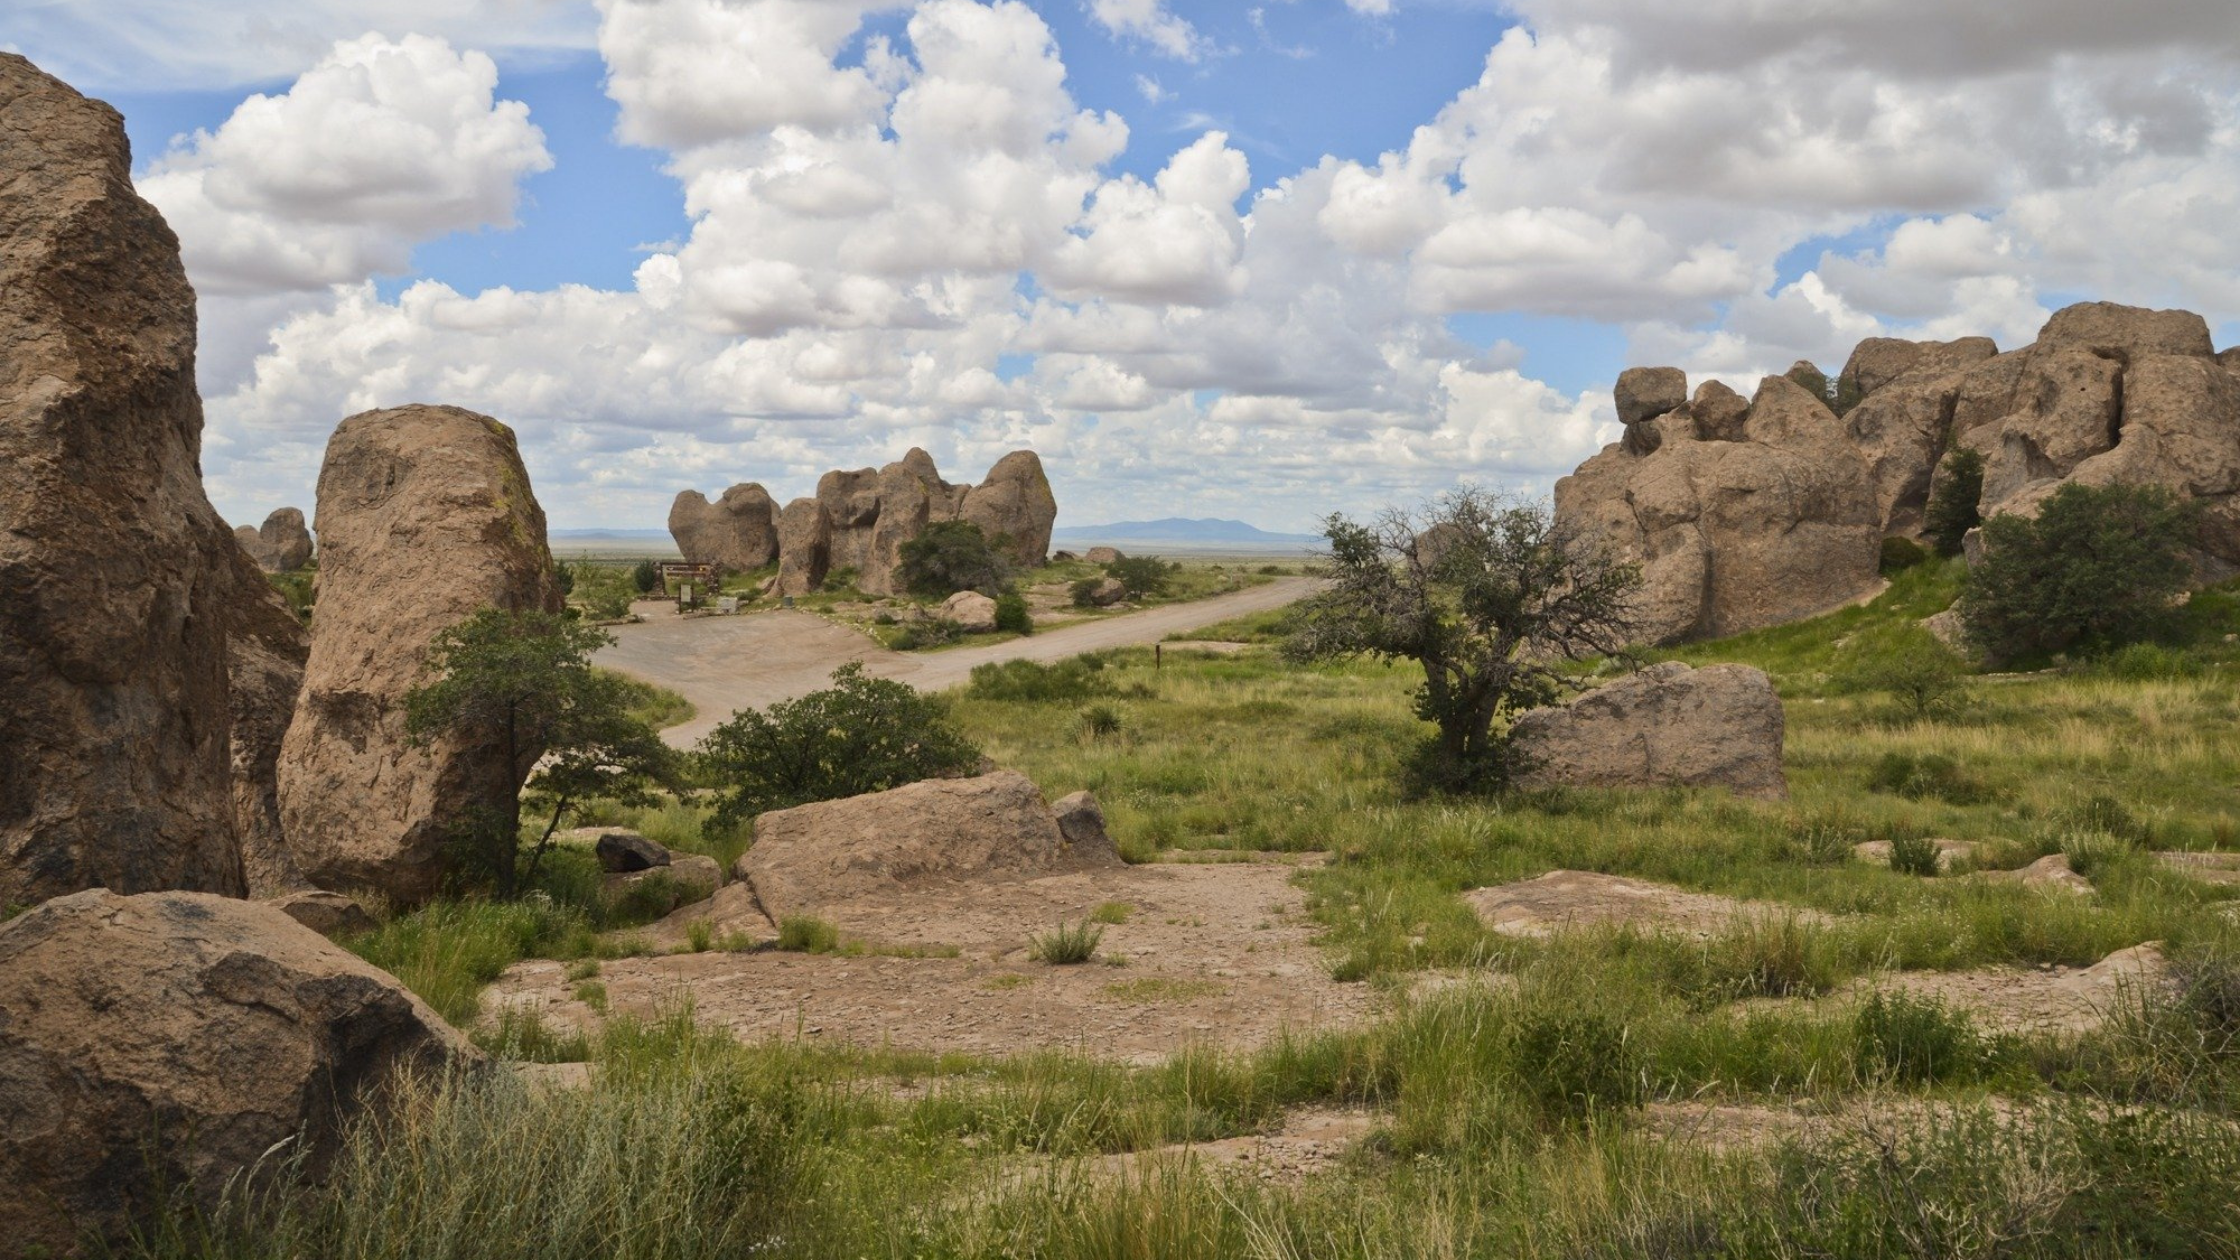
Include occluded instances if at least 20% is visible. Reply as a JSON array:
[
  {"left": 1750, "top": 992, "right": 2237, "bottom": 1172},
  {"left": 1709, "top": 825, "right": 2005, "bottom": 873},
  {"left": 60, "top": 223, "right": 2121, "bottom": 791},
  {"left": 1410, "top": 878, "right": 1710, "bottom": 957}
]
[{"left": 1030, "top": 920, "right": 1104, "bottom": 964}]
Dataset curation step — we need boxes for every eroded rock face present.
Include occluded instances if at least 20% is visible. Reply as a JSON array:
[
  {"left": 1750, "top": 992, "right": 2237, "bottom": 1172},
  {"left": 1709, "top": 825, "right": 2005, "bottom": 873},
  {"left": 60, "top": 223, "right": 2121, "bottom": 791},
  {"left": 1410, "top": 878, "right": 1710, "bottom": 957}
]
[
  {"left": 1553, "top": 375, "right": 1882, "bottom": 644},
  {"left": 668, "top": 483, "right": 778, "bottom": 573},
  {"left": 961, "top": 450, "right": 1058, "bottom": 565},
  {"left": 0, "top": 890, "right": 475, "bottom": 1256},
  {"left": 1511, "top": 662, "right": 1787, "bottom": 799},
  {"left": 277, "top": 404, "right": 564, "bottom": 907},
  {"left": 735, "top": 771, "right": 1120, "bottom": 923},
  {"left": 775, "top": 497, "right": 832, "bottom": 596},
  {"left": 0, "top": 54, "right": 247, "bottom": 905},
  {"left": 222, "top": 546, "right": 311, "bottom": 895}
]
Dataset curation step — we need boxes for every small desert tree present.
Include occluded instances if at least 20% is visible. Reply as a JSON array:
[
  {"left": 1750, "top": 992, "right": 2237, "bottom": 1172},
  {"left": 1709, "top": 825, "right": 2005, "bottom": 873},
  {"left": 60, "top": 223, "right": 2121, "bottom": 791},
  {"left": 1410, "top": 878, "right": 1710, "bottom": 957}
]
[
  {"left": 405, "top": 609, "right": 677, "bottom": 897},
  {"left": 1285, "top": 488, "right": 1641, "bottom": 793},
  {"left": 1105, "top": 554, "right": 1179, "bottom": 599},
  {"left": 896, "top": 520, "right": 1013, "bottom": 598},
  {"left": 1924, "top": 446, "right": 1985, "bottom": 557},
  {"left": 1960, "top": 482, "right": 2199, "bottom": 662},
  {"left": 698, "top": 663, "right": 982, "bottom": 830}
]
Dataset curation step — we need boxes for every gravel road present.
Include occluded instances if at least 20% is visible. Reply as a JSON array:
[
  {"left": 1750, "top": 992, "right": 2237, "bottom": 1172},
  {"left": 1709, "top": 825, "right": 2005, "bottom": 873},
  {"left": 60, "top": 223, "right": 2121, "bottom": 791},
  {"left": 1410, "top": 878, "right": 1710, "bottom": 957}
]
[{"left": 596, "top": 576, "right": 1317, "bottom": 748}]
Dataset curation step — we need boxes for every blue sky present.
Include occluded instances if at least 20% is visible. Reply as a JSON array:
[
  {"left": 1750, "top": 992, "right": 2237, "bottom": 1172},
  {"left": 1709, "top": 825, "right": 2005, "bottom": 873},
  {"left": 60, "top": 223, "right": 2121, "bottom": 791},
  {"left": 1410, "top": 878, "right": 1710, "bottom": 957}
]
[{"left": 9, "top": 0, "right": 2239, "bottom": 530}]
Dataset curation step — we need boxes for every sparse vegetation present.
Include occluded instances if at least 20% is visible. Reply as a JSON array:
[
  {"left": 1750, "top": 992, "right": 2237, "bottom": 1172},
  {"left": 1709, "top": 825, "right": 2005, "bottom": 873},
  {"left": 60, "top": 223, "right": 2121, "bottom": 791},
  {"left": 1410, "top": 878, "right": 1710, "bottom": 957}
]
[{"left": 1029, "top": 920, "right": 1105, "bottom": 964}]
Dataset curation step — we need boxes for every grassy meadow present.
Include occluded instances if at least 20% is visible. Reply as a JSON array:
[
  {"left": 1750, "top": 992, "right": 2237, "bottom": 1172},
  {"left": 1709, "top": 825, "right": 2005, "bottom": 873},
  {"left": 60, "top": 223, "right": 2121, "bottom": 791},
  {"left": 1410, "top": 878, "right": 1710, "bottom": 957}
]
[{"left": 122, "top": 558, "right": 2240, "bottom": 1258}]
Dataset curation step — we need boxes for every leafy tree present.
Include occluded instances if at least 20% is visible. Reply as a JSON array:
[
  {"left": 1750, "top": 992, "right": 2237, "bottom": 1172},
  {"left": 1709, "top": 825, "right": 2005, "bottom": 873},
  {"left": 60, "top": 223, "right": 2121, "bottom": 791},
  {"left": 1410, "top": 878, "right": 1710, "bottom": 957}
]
[
  {"left": 1924, "top": 447, "right": 1984, "bottom": 557},
  {"left": 632, "top": 558, "right": 662, "bottom": 594},
  {"left": 404, "top": 609, "right": 678, "bottom": 897},
  {"left": 896, "top": 520, "right": 1012, "bottom": 598},
  {"left": 1835, "top": 628, "right": 1968, "bottom": 719},
  {"left": 698, "top": 663, "right": 982, "bottom": 830},
  {"left": 1960, "top": 482, "right": 2199, "bottom": 662},
  {"left": 1105, "top": 554, "right": 1178, "bottom": 599},
  {"left": 1285, "top": 488, "right": 1640, "bottom": 794},
  {"left": 553, "top": 561, "right": 577, "bottom": 596}
]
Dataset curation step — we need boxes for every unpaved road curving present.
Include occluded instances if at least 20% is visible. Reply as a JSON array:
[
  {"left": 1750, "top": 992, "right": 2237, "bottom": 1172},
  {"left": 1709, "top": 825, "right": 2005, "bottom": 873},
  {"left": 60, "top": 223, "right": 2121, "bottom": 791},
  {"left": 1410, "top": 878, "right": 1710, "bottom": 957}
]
[{"left": 597, "top": 576, "right": 1316, "bottom": 748}]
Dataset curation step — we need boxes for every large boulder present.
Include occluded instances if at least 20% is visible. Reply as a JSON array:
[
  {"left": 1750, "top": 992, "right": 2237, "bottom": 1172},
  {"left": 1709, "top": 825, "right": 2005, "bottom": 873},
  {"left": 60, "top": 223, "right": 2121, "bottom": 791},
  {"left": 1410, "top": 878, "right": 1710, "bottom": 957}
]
[
  {"left": 0, "top": 54, "right": 248, "bottom": 905},
  {"left": 221, "top": 546, "right": 311, "bottom": 895},
  {"left": 0, "top": 890, "right": 476, "bottom": 1256},
  {"left": 1838, "top": 337, "right": 2001, "bottom": 534},
  {"left": 667, "top": 483, "right": 778, "bottom": 574},
  {"left": 1511, "top": 662, "right": 1788, "bottom": 799},
  {"left": 735, "top": 771, "right": 1121, "bottom": 923},
  {"left": 942, "top": 589, "right": 999, "bottom": 631},
  {"left": 1554, "top": 374, "right": 1882, "bottom": 644},
  {"left": 960, "top": 450, "right": 1058, "bottom": 565},
  {"left": 277, "top": 404, "right": 564, "bottom": 907},
  {"left": 861, "top": 449, "right": 956, "bottom": 596},
  {"left": 775, "top": 496, "right": 831, "bottom": 595},
  {"left": 236, "top": 507, "right": 314, "bottom": 572}
]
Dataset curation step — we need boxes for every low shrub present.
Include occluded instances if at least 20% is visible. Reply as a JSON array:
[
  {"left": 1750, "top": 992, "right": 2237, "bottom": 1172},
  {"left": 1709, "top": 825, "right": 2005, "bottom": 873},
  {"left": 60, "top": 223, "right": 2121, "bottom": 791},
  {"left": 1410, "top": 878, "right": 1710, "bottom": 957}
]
[
  {"left": 1077, "top": 704, "right": 1123, "bottom": 739},
  {"left": 1512, "top": 1008, "right": 1644, "bottom": 1122},
  {"left": 776, "top": 916, "right": 840, "bottom": 954},
  {"left": 967, "top": 656, "right": 1116, "bottom": 703},
  {"left": 1106, "top": 554, "right": 1180, "bottom": 599},
  {"left": 1853, "top": 991, "right": 1997, "bottom": 1085},
  {"left": 1879, "top": 535, "right": 1930, "bottom": 575},
  {"left": 1030, "top": 920, "right": 1104, "bottom": 964},
  {"left": 1866, "top": 751, "right": 1994, "bottom": 804},
  {"left": 993, "top": 591, "right": 1033, "bottom": 635},
  {"left": 1889, "top": 834, "right": 1943, "bottom": 877}
]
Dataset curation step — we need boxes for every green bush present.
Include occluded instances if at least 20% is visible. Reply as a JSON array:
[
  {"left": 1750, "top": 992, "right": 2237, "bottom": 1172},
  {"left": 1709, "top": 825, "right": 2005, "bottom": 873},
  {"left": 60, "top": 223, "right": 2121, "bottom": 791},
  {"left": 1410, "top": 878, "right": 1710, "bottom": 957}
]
[
  {"left": 967, "top": 657, "right": 1116, "bottom": 703},
  {"left": 993, "top": 591, "right": 1032, "bottom": 635},
  {"left": 776, "top": 915, "right": 840, "bottom": 954},
  {"left": 1077, "top": 704, "right": 1123, "bottom": 739},
  {"left": 1889, "top": 834, "right": 1942, "bottom": 877},
  {"left": 1834, "top": 628, "right": 1968, "bottom": 718},
  {"left": 1961, "top": 482, "right": 2199, "bottom": 662},
  {"left": 1105, "top": 554, "right": 1179, "bottom": 599},
  {"left": 1878, "top": 535, "right": 1930, "bottom": 574},
  {"left": 896, "top": 520, "right": 1012, "bottom": 597},
  {"left": 632, "top": 558, "right": 662, "bottom": 593},
  {"left": 1069, "top": 576, "right": 1109, "bottom": 608},
  {"left": 1853, "top": 992, "right": 1995, "bottom": 1085},
  {"left": 1924, "top": 445, "right": 1984, "bottom": 556},
  {"left": 698, "top": 663, "right": 982, "bottom": 830},
  {"left": 1513, "top": 1009, "right": 1644, "bottom": 1122}
]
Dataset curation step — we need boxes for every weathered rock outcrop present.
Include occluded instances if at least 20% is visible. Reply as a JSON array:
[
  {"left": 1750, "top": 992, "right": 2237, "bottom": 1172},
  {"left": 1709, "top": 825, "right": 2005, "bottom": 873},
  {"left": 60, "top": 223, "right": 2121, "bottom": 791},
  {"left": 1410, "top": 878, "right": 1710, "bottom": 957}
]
[
  {"left": 960, "top": 450, "right": 1059, "bottom": 566},
  {"left": 222, "top": 546, "right": 311, "bottom": 895},
  {"left": 277, "top": 405, "right": 564, "bottom": 907},
  {"left": 718, "top": 449, "right": 1056, "bottom": 597},
  {"left": 667, "top": 483, "right": 778, "bottom": 573},
  {"left": 0, "top": 54, "right": 248, "bottom": 905},
  {"left": 0, "top": 890, "right": 475, "bottom": 1255},
  {"left": 1562, "top": 300, "right": 2240, "bottom": 645},
  {"left": 236, "top": 506, "right": 314, "bottom": 572},
  {"left": 1554, "top": 374, "right": 1883, "bottom": 644},
  {"left": 942, "top": 589, "right": 999, "bottom": 631},
  {"left": 734, "top": 771, "right": 1122, "bottom": 923},
  {"left": 1511, "top": 662, "right": 1787, "bottom": 799}
]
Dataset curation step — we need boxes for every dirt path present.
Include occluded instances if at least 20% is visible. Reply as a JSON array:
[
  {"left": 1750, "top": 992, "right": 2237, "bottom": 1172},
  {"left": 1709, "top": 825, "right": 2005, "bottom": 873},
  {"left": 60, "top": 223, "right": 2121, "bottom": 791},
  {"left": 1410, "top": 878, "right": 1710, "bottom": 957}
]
[{"left": 597, "top": 576, "right": 1316, "bottom": 747}]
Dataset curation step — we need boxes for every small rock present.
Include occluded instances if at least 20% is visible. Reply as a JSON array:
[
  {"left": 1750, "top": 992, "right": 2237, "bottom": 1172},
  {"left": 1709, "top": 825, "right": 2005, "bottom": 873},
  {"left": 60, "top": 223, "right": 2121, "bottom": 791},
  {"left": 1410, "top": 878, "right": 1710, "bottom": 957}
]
[
  {"left": 594, "top": 829, "right": 672, "bottom": 873},
  {"left": 269, "top": 888, "right": 378, "bottom": 938},
  {"left": 941, "top": 589, "right": 1000, "bottom": 632},
  {"left": 1085, "top": 576, "right": 1128, "bottom": 606},
  {"left": 1978, "top": 853, "right": 2094, "bottom": 896},
  {"left": 1052, "top": 790, "right": 1120, "bottom": 865}
]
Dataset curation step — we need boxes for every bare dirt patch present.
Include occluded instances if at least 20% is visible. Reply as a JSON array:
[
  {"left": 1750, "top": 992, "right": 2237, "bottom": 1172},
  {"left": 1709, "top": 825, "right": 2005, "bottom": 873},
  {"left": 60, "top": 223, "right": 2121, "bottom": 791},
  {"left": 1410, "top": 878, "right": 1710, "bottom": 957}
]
[
  {"left": 1091, "top": 1106, "right": 1384, "bottom": 1185},
  {"left": 1848, "top": 943, "right": 2165, "bottom": 1033},
  {"left": 487, "top": 857, "right": 1374, "bottom": 1064},
  {"left": 1462, "top": 870, "right": 1827, "bottom": 938}
]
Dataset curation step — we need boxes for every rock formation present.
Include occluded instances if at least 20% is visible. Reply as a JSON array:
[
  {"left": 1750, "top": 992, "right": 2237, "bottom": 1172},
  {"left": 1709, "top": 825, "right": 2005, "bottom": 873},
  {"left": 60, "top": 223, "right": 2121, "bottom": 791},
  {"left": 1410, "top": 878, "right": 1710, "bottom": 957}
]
[
  {"left": 721, "top": 449, "right": 1057, "bottom": 597},
  {"left": 734, "top": 771, "right": 1121, "bottom": 923},
  {"left": 222, "top": 545, "right": 312, "bottom": 894},
  {"left": 667, "top": 483, "right": 778, "bottom": 573},
  {"left": 0, "top": 54, "right": 248, "bottom": 906},
  {"left": 277, "top": 404, "right": 565, "bottom": 907},
  {"left": 1559, "top": 300, "right": 2240, "bottom": 645},
  {"left": 0, "top": 889, "right": 475, "bottom": 1255},
  {"left": 1510, "top": 662, "right": 1788, "bottom": 799},
  {"left": 235, "top": 506, "right": 314, "bottom": 572},
  {"left": 1555, "top": 374, "right": 1883, "bottom": 644},
  {"left": 941, "top": 589, "right": 999, "bottom": 631}
]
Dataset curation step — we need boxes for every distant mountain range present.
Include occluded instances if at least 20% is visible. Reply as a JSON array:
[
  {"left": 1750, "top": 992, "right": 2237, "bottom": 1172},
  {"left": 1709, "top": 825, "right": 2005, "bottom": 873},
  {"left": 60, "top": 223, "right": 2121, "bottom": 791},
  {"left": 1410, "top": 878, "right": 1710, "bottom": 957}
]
[{"left": 1050, "top": 518, "right": 1321, "bottom": 551}]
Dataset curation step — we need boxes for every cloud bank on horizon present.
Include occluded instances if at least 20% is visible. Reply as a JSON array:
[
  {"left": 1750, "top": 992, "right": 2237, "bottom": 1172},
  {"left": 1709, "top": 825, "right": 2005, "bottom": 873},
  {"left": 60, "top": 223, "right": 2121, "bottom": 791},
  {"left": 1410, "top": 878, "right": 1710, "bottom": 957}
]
[{"left": 10, "top": 0, "right": 2239, "bottom": 532}]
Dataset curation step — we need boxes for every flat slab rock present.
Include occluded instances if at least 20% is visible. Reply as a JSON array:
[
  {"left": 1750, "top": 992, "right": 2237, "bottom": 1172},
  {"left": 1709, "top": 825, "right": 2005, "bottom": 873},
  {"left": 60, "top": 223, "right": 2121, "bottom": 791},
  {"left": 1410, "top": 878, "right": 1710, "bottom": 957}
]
[
  {"left": 1464, "top": 870, "right": 1827, "bottom": 938},
  {"left": 1844, "top": 944, "right": 2165, "bottom": 1034},
  {"left": 488, "top": 859, "right": 1374, "bottom": 1065}
]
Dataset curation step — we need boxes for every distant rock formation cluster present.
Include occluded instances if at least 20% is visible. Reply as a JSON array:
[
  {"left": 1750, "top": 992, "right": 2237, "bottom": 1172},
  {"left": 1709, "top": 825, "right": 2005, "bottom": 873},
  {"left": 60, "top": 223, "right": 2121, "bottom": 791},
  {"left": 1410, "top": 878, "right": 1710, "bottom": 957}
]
[
  {"left": 671, "top": 447, "right": 1057, "bottom": 596},
  {"left": 1560, "top": 301, "right": 2240, "bottom": 644},
  {"left": 235, "top": 506, "right": 314, "bottom": 571}
]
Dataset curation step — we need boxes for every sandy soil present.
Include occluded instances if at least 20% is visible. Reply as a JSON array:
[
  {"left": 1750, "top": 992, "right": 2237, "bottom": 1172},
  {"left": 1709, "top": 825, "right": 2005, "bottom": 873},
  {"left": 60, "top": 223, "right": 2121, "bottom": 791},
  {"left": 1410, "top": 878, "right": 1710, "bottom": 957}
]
[
  {"left": 1088, "top": 1106, "right": 1384, "bottom": 1184},
  {"left": 1846, "top": 943, "right": 2166, "bottom": 1033},
  {"left": 1462, "top": 870, "right": 1830, "bottom": 938},
  {"left": 597, "top": 577, "right": 1315, "bottom": 747},
  {"left": 487, "top": 854, "right": 1377, "bottom": 1064}
]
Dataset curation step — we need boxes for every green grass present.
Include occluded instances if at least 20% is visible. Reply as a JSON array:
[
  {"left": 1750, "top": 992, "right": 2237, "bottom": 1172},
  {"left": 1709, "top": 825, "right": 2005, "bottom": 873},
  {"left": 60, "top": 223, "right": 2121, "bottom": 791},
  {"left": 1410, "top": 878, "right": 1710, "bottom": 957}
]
[
  {"left": 602, "top": 669, "right": 695, "bottom": 730},
  {"left": 124, "top": 566, "right": 2240, "bottom": 1258},
  {"left": 1029, "top": 920, "right": 1105, "bottom": 964}
]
